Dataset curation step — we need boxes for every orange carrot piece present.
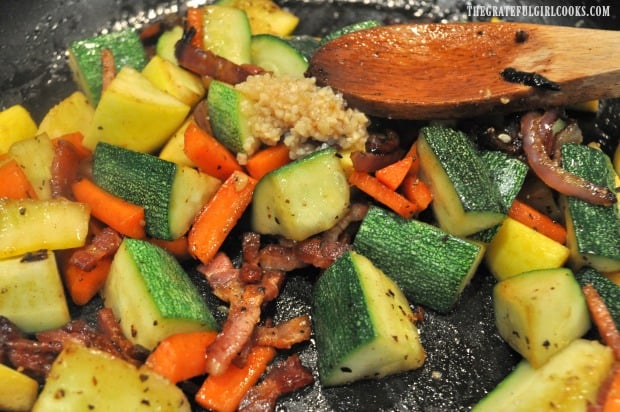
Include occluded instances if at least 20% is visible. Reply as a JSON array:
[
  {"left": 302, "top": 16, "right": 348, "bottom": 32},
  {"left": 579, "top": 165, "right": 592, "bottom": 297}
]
[
  {"left": 349, "top": 170, "right": 418, "bottom": 219},
  {"left": 72, "top": 178, "right": 146, "bottom": 239},
  {"left": 245, "top": 143, "right": 291, "bottom": 180},
  {"left": 184, "top": 122, "right": 243, "bottom": 181},
  {"left": 508, "top": 199, "right": 567, "bottom": 244},
  {"left": 375, "top": 155, "right": 413, "bottom": 190},
  {"left": 583, "top": 284, "right": 620, "bottom": 360},
  {"left": 400, "top": 175, "right": 433, "bottom": 212},
  {"left": 188, "top": 170, "right": 257, "bottom": 265},
  {"left": 100, "top": 48, "right": 116, "bottom": 92},
  {"left": 0, "top": 159, "right": 38, "bottom": 199},
  {"left": 148, "top": 236, "right": 191, "bottom": 261},
  {"left": 53, "top": 132, "right": 91, "bottom": 160},
  {"left": 195, "top": 345, "right": 276, "bottom": 412},
  {"left": 145, "top": 330, "right": 218, "bottom": 384},
  {"left": 62, "top": 255, "right": 113, "bottom": 306},
  {"left": 603, "top": 363, "right": 620, "bottom": 412},
  {"left": 186, "top": 7, "right": 204, "bottom": 49}
]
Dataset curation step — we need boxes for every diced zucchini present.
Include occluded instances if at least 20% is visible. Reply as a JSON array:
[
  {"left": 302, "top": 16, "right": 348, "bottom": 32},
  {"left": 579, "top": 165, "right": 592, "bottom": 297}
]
[
  {"left": 470, "top": 150, "right": 529, "bottom": 243},
  {"left": 0, "top": 250, "right": 70, "bottom": 333},
  {"left": 8, "top": 133, "right": 55, "bottom": 199},
  {"left": 560, "top": 143, "right": 620, "bottom": 272},
  {"left": 202, "top": 5, "right": 252, "bottom": 65},
  {"left": 318, "top": 20, "right": 383, "bottom": 47},
  {"left": 102, "top": 238, "right": 217, "bottom": 350},
  {"left": 215, "top": 0, "right": 299, "bottom": 36},
  {"left": 493, "top": 268, "right": 591, "bottom": 368},
  {"left": 353, "top": 205, "right": 485, "bottom": 313},
  {"left": 484, "top": 217, "right": 570, "bottom": 281},
  {"left": 141, "top": 55, "right": 206, "bottom": 107},
  {"left": 285, "top": 35, "right": 320, "bottom": 62},
  {"left": 92, "top": 142, "right": 220, "bottom": 240},
  {"left": 576, "top": 267, "right": 620, "bottom": 329},
  {"left": 37, "top": 91, "right": 94, "bottom": 139},
  {"left": 0, "top": 364, "right": 39, "bottom": 412},
  {"left": 207, "top": 79, "right": 256, "bottom": 155},
  {"left": 156, "top": 25, "right": 184, "bottom": 64},
  {"left": 32, "top": 341, "right": 191, "bottom": 411},
  {"left": 67, "top": 28, "right": 148, "bottom": 106},
  {"left": 0, "top": 198, "right": 90, "bottom": 259},
  {"left": 83, "top": 66, "right": 190, "bottom": 153},
  {"left": 313, "top": 250, "right": 426, "bottom": 386},
  {"left": 0, "top": 104, "right": 38, "bottom": 154},
  {"left": 251, "top": 147, "right": 350, "bottom": 241},
  {"left": 417, "top": 125, "right": 505, "bottom": 237},
  {"left": 472, "top": 339, "right": 613, "bottom": 412},
  {"left": 250, "top": 34, "right": 308, "bottom": 77}
]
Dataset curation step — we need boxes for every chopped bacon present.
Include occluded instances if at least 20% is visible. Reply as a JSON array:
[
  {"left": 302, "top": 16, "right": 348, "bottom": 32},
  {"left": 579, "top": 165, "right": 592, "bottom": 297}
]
[
  {"left": 198, "top": 252, "right": 244, "bottom": 302},
  {"left": 350, "top": 149, "right": 405, "bottom": 173},
  {"left": 97, "top": 308, "right": 148, "bottom": 364},
  {"left": 4, "top": 338, "right": 60, "bottom": 382},
  {"left": 69, "top": 226, "right": 123, "bottom": 271},
  {"left": 322, "top": 202, "right": 369, "bottom": 242},
  {"left": 293, "top": 237, "right": 351, "bottom": 269},
  {"left": 238, "top": 354, "right": 314, "bottom": 412},
  {"left": 241, "top": 232, "right": 263, "bottom": 283},
  {"left": 50, "top": 138, "right": 81, "bottom": 199},
  {"left": 258, "top": 243, "right": 307, "bottom": 272},
  {"left": 255, "top": 315, "right": 312, "bottom": 349}
]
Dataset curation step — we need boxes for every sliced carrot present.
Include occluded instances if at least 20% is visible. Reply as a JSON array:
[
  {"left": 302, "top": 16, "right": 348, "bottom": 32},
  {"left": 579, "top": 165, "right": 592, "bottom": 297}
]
[
  {"left": 62, "top": 255, "right": 113, "bottom": 306},
  {"left": 603, "top": 363, "right": 620, "bottom": 412},
  {"left": 72, "top": 178, "right": 146, "bottom": 239},
  {"left": 195, "top": 345, "right": 276, "bottom": 412},
  {"left": 583, "top": 284, "right": 620, "bottom": 360},
  {"left": 400, "top": 175, "right": 433, "bottom": 212},
  {"left": 0, "top": 159, "right": 38, "bottom": 199},
  {"left": 145, "top": 330, "right": 218, "bottom": 384},
  {"left": 148, "top": 236, "right": 191, "bottom": 261},
  {"left": 375, "top": 155, "right": 413, "bottom": 191},
  {"left": 349, "top": 170, "right": 418, "bottom": 219},
  {"left": 53, "top": 132, "right": 91, "bottom": 160},
  {"left": 508, "top": 199, "right": 567, "bottom": 244},
  {"left": 245, "top": 143, "right": 291, "bottom": 180},
  {"left": 188, "top": 170, "right": 257, "bottom": 265},
  {"left": 184, "top": 122, "right": 243, "bottom": 181},
  {"left": 186, "top": 7, "right": 205, "bottom": 49}
]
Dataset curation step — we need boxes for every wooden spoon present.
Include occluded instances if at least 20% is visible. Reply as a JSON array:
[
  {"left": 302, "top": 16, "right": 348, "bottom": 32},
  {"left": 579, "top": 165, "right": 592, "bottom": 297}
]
[{"left": 307, "top": 22, "right": 620, "bottom": 119}]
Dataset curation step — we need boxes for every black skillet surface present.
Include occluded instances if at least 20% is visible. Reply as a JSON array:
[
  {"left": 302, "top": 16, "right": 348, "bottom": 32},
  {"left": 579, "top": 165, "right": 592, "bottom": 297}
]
[{"left": 0, "top": 1, "right": 618, "bottom": 411}]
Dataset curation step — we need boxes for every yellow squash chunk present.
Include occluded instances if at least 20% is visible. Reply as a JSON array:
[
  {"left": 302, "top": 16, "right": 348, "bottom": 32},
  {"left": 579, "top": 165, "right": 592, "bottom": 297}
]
[
  {"left": 0, "top": 250, "right": 70, "bottom": 333},
  {"left": 142, "top": 55, "right": 206, "bottom": 107},
  {"left": 0, "top": 198, "right": 90, "bottom": 259},
  {"left": 7, "top": 133, "right": 55, "bottom": 199},
  {"left": 158, "top": 118, "right": 196, "bottom": 167},
  {"left": 83, "top": 66, "right": 190, "bottom": 153},
  {"left": 0, "top": 104, "right": 37, "bottom": 154},
  {"left": 484, "top": 217, "right": 570, "bottom": 281},
  {"left": 0, "top": 364, "right": 39, "bottom": 412},
  {"left": 218, "top": 0, "right": 300, "bottom": 36},
  {"left": 32, "top": 341, "right": 191, "bottom": 411},
  {"left": 37, "top": 91, "right": 94, "bottom": 139}
]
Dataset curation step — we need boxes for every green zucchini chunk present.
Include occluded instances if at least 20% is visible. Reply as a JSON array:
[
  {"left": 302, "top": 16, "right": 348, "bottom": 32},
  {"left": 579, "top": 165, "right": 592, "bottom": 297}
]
[
  {"left": 472, "top": 339, "right": 613, "bottom": 412},
  {"left": 102, "top": 238, "right": 217, "bottom": 350},
  {"left": 417, "top": 125, "right": 505, "bottom": 237},
  {"left": 318, "top": 20, "right": 382, "bottom": 47},
  {"left": 353, "top": 205, "right": 485, "bottom": 313},
  {"left": 493, "top": 267, "right": 591, "bottom": 368},
  {"left": 92, "top": 142, "right": 220, "bottom": 240},
  {"left": 560, "top": 143, "right": 620, "bottom": 272},
  {"left": 285, "top": 35, "right": 320, "bottom": 62},
  {"left": 250, "top": 34, "right": 308, "bottom": 77},
  {"left": 202, "top": 5, "right": 252, "bottom": 65},
  {"left": 251, "top": 147, "right": 350, "bottom": 241},
  {"left": 156, "top": 25, "right": 184, "bottom": 64},
  {"left": 68, "top": 28, "right": 148, "bottom": 106},
  {"left": 312, "top": 250, "right": 425, "bottom": 387},
  {"left": 576, "top": 267, "right": 620, "bottom": 330}
]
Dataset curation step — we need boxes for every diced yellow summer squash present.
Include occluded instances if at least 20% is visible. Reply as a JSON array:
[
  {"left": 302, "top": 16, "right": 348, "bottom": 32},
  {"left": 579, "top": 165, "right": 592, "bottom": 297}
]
[
  {"left": 83, "top": 66, "right": 190, "bottom": 153},
  {"left": 0, "top": 104, "right": 38, "bottom": 154},
  {"left": 0, "top": 364, "right": 39, "bottom": 412},
  {"left": 32, "top": 341, "right": 191, "bottom": 411},
  {"left": 142, "top": 55, "right": 206, "bottom": 107},
  {"left": 37, "top": 91, "right": 94, "bottom": 139},
  {"left": 158, "top": 119, "right": 196, "bottom": 167},
  {"left": 217, "top": 0, "right": 300, "bottom": 36},
  {"left": 7, "top": 133, "right": 55, "bottom": 199},
  {"left": 0, "top": 250, "right": 70, "bottom": 333},
  {"left": 0, "top": 198, "right": 90, "bottom": 259},
  {"left": 484, "top": 217, "right": 570, "bottom": 281}
]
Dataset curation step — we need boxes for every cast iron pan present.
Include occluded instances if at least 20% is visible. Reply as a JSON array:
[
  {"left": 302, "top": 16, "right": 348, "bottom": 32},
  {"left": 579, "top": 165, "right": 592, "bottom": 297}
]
[{"left": 1, "top": 1, "right": 618, "bottom": 411}]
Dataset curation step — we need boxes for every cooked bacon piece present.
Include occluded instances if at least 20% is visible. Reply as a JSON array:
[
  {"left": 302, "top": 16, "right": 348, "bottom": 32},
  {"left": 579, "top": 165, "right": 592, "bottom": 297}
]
[
  {"left": 198, "top": 252, "right": 244, "bottom": 302},
  {"left": 4, "top": 338, "right": 60, "bottom": 383},
  {"left": 238, "top": 354, "right": 314, "bottom": 412},
  {"left": 97, "top": 307, "right": 148, "bottom": 364},
  {"left": 191, "top": 99, "right": 213, "bottom": 135},
  {"left": 255, "top": 315, "right": 312, "bottom": 349},
  {"left": 241, "top": 232, "right": 263, "bottom": 283},
  {"left": 322, "top": 202, "right": 369, "bottom": 242},
  {"left": 175, "top": 27, "right": 264, "bottom": 85},
  {"left": 293, "top": 237, "right": 351, "bottom": 269},
  {"left": 50, "top": 138, "right": 81, "bottom": 199},
  {"left": 350, "top": 149, "right": 405, "bottom": 173},
  {"left": 258, "top": 243, "right": 307, "bottom": 272},
  {"left": 69, "top": 226, "right": 123, "bottom": 271}
]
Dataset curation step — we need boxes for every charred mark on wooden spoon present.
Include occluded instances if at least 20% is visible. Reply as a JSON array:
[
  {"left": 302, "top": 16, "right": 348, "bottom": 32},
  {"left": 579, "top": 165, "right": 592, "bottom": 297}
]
[{"left": 500, "top": 67, "right": 561, "bottom": 91}]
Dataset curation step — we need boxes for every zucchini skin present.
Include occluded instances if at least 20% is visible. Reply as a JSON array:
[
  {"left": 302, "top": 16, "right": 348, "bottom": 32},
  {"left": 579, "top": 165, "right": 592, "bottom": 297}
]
[
  {"left": 576, "top": 267, "right": 620, "bottom": 329},
  {"left": 353, "top": 206, "right": 485, "bottom": 313}
]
